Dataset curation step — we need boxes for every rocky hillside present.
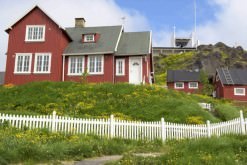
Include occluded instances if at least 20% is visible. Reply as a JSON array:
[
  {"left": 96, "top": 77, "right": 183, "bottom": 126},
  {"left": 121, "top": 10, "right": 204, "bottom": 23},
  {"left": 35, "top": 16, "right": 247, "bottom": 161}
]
[{"left": 154, "top": 42, "right": 247, "bottom": 83}]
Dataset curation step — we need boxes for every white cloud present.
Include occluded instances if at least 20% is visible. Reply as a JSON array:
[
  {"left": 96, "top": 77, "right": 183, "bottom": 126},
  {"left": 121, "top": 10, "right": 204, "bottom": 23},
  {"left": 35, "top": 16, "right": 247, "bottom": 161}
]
[{"left": 154, "top": 0, "right": 247, "bottom": 49}]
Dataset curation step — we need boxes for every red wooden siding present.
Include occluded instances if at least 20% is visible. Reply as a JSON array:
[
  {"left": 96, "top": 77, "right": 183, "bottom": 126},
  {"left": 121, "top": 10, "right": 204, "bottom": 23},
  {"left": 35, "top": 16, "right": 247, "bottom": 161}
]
[
  {"left": 4, "top": 7, "right": 70, "bottom": 85},
  {"left": 214, "top": 76, "right": 247, "bottom": 101},
  {"left": 64, "top": 54, "right": 114, "bottom": 83},
  {"left": 167, "top": 82, "right": 203, "bottom": 93},
  {"left": 223, "top": 85, "right": 247, "bottom": 101}
]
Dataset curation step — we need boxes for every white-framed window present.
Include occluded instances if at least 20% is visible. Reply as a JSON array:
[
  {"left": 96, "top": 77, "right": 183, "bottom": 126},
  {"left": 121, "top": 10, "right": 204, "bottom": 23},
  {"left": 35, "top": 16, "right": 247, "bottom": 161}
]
[
  {"left": 234, "top": 88, "right": 246, "bottom": 96},
  {"left": 189, "top": 82, "right": 198, "bottom": 89},
  {"left": 25, "top": 25, "right": 45, "bottom": 42},
  {"left": 174, "top": 82, "right": 184, "bottom": 89},
  {"left": 116, "top": 59, "right": 125, "bottom": 76},
  {"left": 84, "top": 34, "right": 95, "bottom": 42},
  {"left": 14, "top": 53, "right": 32, "bottom": 74},
  {"left": 34, "top": 53, "right": 51, "bottom": 73},
  {"left": 88, "top": 55, "right": 104, "bottom": 74},
  {"left": 68, "top": 56, "right": 84, "bottom": 75}
]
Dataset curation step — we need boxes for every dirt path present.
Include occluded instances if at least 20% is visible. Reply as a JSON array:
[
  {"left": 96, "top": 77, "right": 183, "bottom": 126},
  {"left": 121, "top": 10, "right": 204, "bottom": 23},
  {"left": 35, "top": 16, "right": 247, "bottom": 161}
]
[
  {"left": 61, "top": 153, "right": 163, "bottom": 165},
  {"left": 74, "top": 155, "right": 123, "bottom": 165}
]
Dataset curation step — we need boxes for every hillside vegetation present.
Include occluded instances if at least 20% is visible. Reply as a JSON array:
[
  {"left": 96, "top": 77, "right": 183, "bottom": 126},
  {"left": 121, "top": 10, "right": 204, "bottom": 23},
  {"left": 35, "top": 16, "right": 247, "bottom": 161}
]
[
  {"left": 154, "top": 42, "right": 247, "bottom": 84},
  {"left": 0, "top": 82, "right": 244, "bottom": 123}
]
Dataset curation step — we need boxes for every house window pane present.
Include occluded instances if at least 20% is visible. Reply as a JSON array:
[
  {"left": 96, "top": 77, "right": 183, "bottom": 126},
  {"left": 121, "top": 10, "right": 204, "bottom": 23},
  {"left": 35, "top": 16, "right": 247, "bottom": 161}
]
[
  {"left": 88, "top": 55, "right": 103, "bottom": 74},
  {"left": 14, "top": 53, "right": 32, "bottom": 73},
  {"left": 234, "top": 88, "right": 245, "bottom": 96},
  {"left": 175, "top": 82, "right": 184, "bottom": 89},
  {"left": 26, "top": 25, "right": 45, "bottom": 41},
  {"left": 116, "top": 59, "right": 125, "bottom": 76},
  {"left": 84, "top": 34, "right": 95, "bottom": 42},
  {"left": 34, "top": 53, "right": 51, "bottom": 73},
  {"left": 69, "top": 56, "right": 84, "bottom": 75},
  {"left": 189, "top": 82, "right": 198, "bottom": 89}
]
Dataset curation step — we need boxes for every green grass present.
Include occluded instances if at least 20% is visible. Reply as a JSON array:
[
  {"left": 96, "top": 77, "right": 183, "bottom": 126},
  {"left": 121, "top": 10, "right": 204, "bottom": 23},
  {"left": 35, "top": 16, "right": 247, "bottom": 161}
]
[
  {"left": 0, "top": 81, "right": 232, "bottom": 123},
  {"left": 0, "top": 126, "right": 163, "bottom": 164},
  {"left": 109, "top": 135, "right": 247, "bottom": 165}
]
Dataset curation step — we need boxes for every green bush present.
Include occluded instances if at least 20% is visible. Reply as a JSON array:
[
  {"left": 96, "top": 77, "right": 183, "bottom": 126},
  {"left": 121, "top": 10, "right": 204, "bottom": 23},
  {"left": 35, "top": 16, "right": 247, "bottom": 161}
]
[{"left": 214, "top": 103, "right": 241, "bottom": 121}]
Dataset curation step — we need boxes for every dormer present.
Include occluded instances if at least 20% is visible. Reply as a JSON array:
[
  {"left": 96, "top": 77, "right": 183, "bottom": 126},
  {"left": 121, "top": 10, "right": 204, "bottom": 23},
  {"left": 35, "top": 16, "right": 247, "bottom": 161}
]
[{"left": 82, "top": 33, "right": 100, "bottom": 43}]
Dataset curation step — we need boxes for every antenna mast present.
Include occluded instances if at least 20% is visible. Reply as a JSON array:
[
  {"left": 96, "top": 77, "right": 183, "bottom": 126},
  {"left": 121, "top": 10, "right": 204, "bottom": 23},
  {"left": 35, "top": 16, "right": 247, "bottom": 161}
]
[{"left": 194, "top": 0, "right": 197, "bottom": 49}]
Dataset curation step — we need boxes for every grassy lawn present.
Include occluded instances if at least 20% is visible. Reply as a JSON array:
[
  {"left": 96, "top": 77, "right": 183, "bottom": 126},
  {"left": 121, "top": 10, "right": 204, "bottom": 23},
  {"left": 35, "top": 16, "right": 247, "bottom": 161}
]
[{"left": 0, "top": 82, "right": 244, "bottom": 123}]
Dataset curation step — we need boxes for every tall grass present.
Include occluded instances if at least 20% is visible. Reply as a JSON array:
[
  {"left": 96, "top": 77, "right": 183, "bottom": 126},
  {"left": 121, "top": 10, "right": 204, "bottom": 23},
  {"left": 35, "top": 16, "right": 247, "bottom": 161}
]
[
  {"left": 110, "top": 135, "right": 247, "bottom": 165},
  {"left": 0, "top": 126, "right": 163, "bottom": 164}
]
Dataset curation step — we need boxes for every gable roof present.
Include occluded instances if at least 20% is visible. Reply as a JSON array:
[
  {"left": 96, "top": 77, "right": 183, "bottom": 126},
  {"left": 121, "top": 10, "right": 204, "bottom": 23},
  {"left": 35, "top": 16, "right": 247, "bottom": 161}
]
[
  {"left": 0, "top": 72, "right": 5, "bottom": 85},
  {"left": 167, "top": 70, "right": 200, "bottom": 82},
  {"left": 5, "top": 5, "right": 71, "bottom": 41},
  {"left": 217, "top": 68, "right": 247, "bottom": 85},
  {"left": 116, "top": 31, "right": 151, "bottom": 56},
  {"left": 63, "top": 25, "right": 123, "bottom": 55}
]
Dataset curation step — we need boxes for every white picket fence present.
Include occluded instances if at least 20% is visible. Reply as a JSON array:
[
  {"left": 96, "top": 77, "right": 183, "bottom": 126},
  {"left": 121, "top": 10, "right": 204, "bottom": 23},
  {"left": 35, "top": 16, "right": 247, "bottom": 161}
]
[{"left": 0, "top": 111, "right": 246, "bottom": 141}]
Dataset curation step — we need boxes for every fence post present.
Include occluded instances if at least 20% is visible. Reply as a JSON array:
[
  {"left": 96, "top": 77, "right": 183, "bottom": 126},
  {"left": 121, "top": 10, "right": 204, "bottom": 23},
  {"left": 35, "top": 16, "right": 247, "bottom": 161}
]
[
  {"left": 52, "top": 111, "right": 57, "bottom": 132},
  {"left": 110, "top": 115, "right": 115, "bottom": 138},
  {"left": 207, "top": 120, "right": 211, "bottom": 138},
  {"left": 161, "top": 118, "right": 166, "bottom": 142},
  {"left": 240, "top": 110, "right": 246, "bottom": 135}
]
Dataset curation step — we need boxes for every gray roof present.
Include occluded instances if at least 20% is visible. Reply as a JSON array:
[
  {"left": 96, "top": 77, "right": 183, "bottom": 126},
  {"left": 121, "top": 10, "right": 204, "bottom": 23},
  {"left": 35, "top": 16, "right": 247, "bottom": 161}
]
[
  {"left": 64, "top": 26, "right": 123, "bottom": 55},
  {"left": 116, "top": 32, "right": 151, "bottom": 56},
  {"left": 0, "top": 72, "right": 5, "bottom": 85},
  {"left": 217, "top": 68, "right": 247, "bottom": 85},
  {"left": 167, "top": 70, "right": 200, "bottom": 82}
]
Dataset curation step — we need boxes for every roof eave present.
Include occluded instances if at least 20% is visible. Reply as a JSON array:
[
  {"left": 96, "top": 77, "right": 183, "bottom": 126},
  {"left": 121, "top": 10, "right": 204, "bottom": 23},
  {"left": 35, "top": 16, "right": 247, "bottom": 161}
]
[{"left": 63, "top": 51, "right": 115, "bottom": 56}]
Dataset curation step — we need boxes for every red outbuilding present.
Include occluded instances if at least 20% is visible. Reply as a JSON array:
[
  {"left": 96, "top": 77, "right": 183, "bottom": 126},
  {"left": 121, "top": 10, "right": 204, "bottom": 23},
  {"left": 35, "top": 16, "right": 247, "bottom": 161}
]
[
  {"left": 4, "top": 6, "right": 153, "bottom": 85},
  {"left": 167, "top": 70, "right": 203, "bottom": 93},
  {"left": 214, "top": 68, "right": 247, "bottom": 101}
]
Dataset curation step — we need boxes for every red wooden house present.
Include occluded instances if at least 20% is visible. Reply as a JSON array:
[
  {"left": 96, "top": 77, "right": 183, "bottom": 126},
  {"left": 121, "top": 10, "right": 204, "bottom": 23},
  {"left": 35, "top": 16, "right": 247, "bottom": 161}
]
[
  {"left": 4, "top": 6, "right": 153, "bottom": 85},
  {"left": 214, "top": 68, "right": 247, "bottom": 101},
  {"left": 167, "top": 70, "right": 203, "bottom": 93}
]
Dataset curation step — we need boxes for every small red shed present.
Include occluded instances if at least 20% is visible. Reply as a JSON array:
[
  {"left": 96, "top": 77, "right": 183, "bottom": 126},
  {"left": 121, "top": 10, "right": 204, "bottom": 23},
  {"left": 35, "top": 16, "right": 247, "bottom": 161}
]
[
  {"left": 167, "top": 70, "right": 203, "bottom": 93},
  {"left": 214, "top": 68, "right": 247, "bottom": 101}
]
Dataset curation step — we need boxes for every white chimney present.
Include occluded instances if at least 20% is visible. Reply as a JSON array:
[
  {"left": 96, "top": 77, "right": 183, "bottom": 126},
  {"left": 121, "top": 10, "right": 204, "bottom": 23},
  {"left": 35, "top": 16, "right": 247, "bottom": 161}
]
[{"left": 75, "top": 18, "right": 86, "bottom": 28}]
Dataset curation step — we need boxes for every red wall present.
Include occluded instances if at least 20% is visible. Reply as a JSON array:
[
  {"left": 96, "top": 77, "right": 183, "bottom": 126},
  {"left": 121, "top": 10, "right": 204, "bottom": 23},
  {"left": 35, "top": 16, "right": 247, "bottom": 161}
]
[
  {"left": 167, "top": 82, "right": 203, "bottom": 93},
  {"left": 64, "top": 54, "right": 114, "bottom": 83},
  {"left": 215, "top": 79, "right": 224, "bottom": 98},
  {"left": 114, "top": 55, "right": 152, "bottom": 84},
  {"left": 215, "top": 79, "right": 247, "bottom": 101},
  {"left": 4, "top": 8, "right": 70, "bottom": 85}
]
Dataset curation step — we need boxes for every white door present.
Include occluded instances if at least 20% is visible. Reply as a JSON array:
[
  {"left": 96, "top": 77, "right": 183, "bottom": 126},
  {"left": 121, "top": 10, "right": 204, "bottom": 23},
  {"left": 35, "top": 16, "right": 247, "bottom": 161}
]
[{"left": 129, "top": 57, "right": 142, "bottom": 84}]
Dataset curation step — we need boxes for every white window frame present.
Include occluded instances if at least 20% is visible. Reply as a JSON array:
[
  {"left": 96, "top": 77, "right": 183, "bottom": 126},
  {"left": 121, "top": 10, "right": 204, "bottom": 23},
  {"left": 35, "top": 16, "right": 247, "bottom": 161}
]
[
  {"left": 14, "top": 53, "right": 32, "bottom": 74},
  {"left": 68, "top": 56, "right": 85, "bottom": 76},
  {"left": 116, "top": 59, "right": 125, "bottom": 76},
  {"left": 189, "top": 82, "right": 199, "bottom": 89},
  {"left": 174, "top": 82, "right": 184, "bottom": 89},
  {"left": 87, "top": 55, "right": 104, "bottom": 75},
  {"left": 84, "top": 34, "right": 95, "bottom": 42},
  {"left": 34, "top": 53, "right": 51, "bottom": 74},
  {"left": 25, "top": 25, "right": 45, "bottom": 42},
  {"left": 234, "top": 88, "right": 246, "bottom": 96}
]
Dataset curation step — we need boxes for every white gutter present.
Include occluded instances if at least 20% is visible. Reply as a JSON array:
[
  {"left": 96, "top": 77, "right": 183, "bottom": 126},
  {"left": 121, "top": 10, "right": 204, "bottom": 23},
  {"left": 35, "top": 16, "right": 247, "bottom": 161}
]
[
  {"left": 63, "top": 51, "right": 114, "bottom": 56},
  {"left": 114, "top": 25, "right": 124, "bottom": 52}
]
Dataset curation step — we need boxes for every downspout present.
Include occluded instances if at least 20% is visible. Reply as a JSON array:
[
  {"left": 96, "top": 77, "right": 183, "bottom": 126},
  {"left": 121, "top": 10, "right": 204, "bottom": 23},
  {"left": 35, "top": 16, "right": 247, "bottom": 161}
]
[
  {"left": 62, "top": 55, "right": 65, "bottom": 81},
  {"left": 113, "top": 55, "right": 115, "bottom": 83}
]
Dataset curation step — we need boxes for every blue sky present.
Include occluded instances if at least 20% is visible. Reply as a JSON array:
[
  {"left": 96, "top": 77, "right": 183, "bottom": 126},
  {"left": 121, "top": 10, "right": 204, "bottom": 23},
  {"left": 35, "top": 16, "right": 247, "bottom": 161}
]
[
  {"left": 115, "top": 0, "right": 217, "bottom": 31},
  {"left": 1, "top": 0, "right": 247, "bottom": 71}
]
